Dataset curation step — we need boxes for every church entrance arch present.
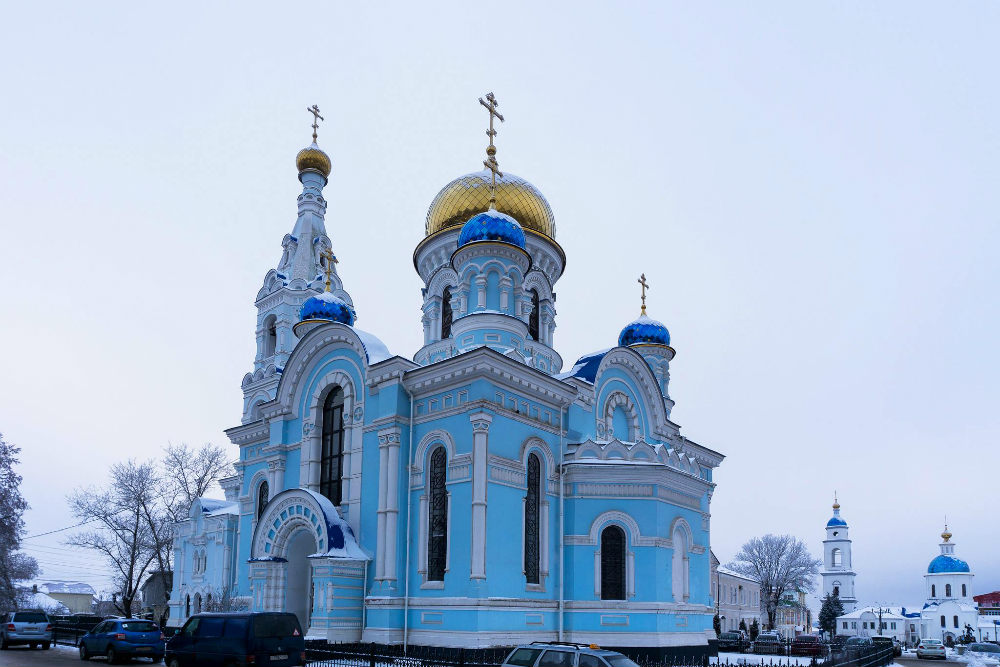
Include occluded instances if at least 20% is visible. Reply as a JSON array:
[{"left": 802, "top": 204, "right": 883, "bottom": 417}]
[{"left": 285, "top": 529, "right": 317, "bottom": 632}]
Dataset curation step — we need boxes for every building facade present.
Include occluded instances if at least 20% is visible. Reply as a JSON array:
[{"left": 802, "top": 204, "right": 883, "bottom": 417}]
[
  {"left": 168, "top": 105, "right": 725, "bottom": 652},
  {"left": 710, "top": 552, "right": 763, "bottom": 634},
  {"left": 835, "top": 607, "right": 915, "bottom": 645},
  {"left": 820, "top": 499, "right": 858, "bottom": 614}
]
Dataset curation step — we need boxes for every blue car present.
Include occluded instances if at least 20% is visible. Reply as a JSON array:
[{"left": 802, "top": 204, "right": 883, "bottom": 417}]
[{"left": 79, "top": 618, "right": 165, "bottom": 663}]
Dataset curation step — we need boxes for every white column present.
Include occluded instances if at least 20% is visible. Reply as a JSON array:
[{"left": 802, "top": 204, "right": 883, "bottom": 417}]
[
  {"left": 376, "top": 439, "right": 389, "bottom": 581},
  {"left": 469, "top": 412, "right": 492, "bottom": 580},
  {"left": 475, "top": 276, "right": 487, "bottom": 309},
  {"left": 384, "top": 430, "right": 400, "bottom": 582},
  {"left": 500, "top": 276, "right": 512, "bottom": 312},
  {"left": 347, "top": 404, "right": 364, "bottom": 534},
  {"left": 272, "top": 459, "right": 285, "bottom": 493}
]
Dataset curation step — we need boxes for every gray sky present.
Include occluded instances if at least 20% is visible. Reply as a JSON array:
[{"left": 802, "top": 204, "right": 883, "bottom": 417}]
[{"left": 1, "top": 2, "right": 997, "bottom": 608}]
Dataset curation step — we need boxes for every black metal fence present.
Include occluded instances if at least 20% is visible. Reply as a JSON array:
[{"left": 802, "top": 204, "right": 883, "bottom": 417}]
[{"left": 49, "top": 615, "right": 103, "bottom": 647}]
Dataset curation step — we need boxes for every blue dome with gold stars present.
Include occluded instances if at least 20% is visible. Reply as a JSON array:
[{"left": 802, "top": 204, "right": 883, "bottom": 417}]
[
  {"left": 458, "top": 208, "right": 526, "bottom": 249},
  {"left": 299, "top": 292, "right": 355, "bottom": 326},
  {"left": 619, "top": 314, "right": 671, "bottom": 347}
]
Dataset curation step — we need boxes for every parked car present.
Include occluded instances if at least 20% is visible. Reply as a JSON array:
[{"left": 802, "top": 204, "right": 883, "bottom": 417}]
[
  {"left": 719, "top": 632, "right": 749, "bottom": 653},
  {"left": 0, "top": 610, "right": 52, "bottom": 650},
  {"left": 165, "top": 612, "right": 305, "bottom": 667},
  {"left": 79, "top": 618, "right": 165, "bottom": 663},
  {"left": 830, "top": 635, "right": 850, "bottom": 650},
  {"left": 966, "top": 644, "right": 1000, "bottom": 667},
  {"left": 870, "top": 636, "right": 902, "bottom": 657},
  {"left": 916, "top": 639, "right": 946, "bottom": 660},
  {"left": 790, "top": 634, "right": 825, "bottom": 657},
  {"left": 754, "top": 632, "right": 785, "bottom": 655},
  {"left": 502, "top": 642, "right": 640, "bottom": 667},
  {"left": 845, "top": 637, "right": 874, "bottom": 647}
]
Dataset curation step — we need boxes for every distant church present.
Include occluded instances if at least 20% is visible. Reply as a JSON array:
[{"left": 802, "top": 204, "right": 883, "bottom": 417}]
[
  {"left": 820, "top": 498, "right": 858, "bottom": 613},
  {"left": 169, "top": 98, "right": 725, "bottom": 653}
]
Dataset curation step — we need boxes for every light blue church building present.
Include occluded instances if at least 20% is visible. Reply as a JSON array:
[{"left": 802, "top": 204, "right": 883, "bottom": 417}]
[{"left": 169, "top": 103, "right": 725, "bottom": 652}]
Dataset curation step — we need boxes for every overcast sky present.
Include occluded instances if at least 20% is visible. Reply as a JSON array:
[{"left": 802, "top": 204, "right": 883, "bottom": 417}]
[{"left": 1, "top": 2, "right": 997, "bottom": 608}]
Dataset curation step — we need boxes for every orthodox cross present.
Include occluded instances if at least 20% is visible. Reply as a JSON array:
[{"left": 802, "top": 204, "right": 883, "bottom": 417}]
[
  {"left": 307, "top": 104, "right": 324, "bottom": 142},
  {"left": 321, "top": 246, "right": 337, "bottom": 292},
  {"left": 638, "top": 273, "right": 649, "bottom": 315},
  {"left": 479, "top": 92, "right": 504, "bottom": 207}
]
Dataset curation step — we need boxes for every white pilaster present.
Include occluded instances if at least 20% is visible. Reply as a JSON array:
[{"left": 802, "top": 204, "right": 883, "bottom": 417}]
[{"left": 469, "top": 412, "right": 492, "bottom": 580}]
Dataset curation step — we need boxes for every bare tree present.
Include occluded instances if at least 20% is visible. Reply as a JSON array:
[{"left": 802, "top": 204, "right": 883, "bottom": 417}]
[
  {"left": 202, "top": 586, "right": 250, "bottom": 613},
  {"left": 161, "top": 443, "right": 233, "bottom": 522},
  {"left": 68, "top": 460, "right": 161, "bottom": 618},
  {"left": 727, "top": 534, "right": 821, "bottom": 629}
]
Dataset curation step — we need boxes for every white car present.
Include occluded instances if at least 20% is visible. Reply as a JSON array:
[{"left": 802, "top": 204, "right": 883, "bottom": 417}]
[{"left": 916, "top": 639, "right": 946, "bottom": 660}]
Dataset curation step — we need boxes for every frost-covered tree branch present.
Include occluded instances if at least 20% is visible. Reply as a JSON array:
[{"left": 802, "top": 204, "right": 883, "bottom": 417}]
[{"left": 727, "top": 534, "right": 821, "bottom": 629}]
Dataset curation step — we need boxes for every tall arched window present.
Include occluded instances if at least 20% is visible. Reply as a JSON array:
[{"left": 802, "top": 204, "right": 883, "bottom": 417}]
[
  {"left": 320, "top": 387, "right": 346, "bottom": 505},
  {"left": 672, "top": 525, "right": 689, "bottom": 602},
  {"left": 441, "top": 287, "right": 453, "bottom": 339},
  {"left": 524, "top": 454, "right": 541, "bottom": 584},
  {"left": 833, "top": 582, "right": 841, "bottom": 597},
  {"left": 962, "top": 584, "right": 966, "bottom": 597},
  {"left": 954, "top": 615, "right": 959, "bottom": 628},
  {"left": 946, "top": 584, "right": 952, "bottom": 597},
  {"left": 256, "top": 480, "right": 269, "bottom": 520},
  {"left": 263, "top": 315, "right": 277, "bottom": 357},
  {"left": 185, "top": 595, "right": 190, "bottom": 616},
  {"left": 831, "top": 548, "right": 842, "bottom": 567},
  {"left": 600, "top": 525, "right": 626, "bottom": 601},
  {"left": 194, "top": 593, "right": 202, "bottom": 614},
  {"left": 932, "top": 584, "right": 936, "bottom": 597},
  {"left": 528, "top": 289, "right": 540, "bottom": 341},
  {"left": 427, "top": 447, "right": 448, "bottom": 582}
]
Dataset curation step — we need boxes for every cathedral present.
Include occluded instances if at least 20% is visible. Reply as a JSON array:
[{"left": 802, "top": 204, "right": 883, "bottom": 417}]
[{"left": 169, "top": 98, "right": 725, "bottom": 653}]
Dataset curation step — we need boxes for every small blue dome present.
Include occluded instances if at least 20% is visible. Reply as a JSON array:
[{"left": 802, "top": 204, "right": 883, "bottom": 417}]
[
  {"left": 458, "top": 209, "right": 526, "bottom": 249},
  {"left": 299, "top": 292, "right": 355, "bottom": 326},
  {"left": 827, "top": 516, "right": 848, "bottom": 527},
  {"left": 619, "top": 314, "right": 671, "bottom": 347},
  {"left": 928, "top": 555, "right": 970, "bottom": 574}
]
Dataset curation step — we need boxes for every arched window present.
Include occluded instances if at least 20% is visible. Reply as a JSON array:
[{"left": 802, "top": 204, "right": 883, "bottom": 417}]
[
  {"left": 427, "top": 447, "right": 448, "bottom": 582},
  {"left": 600, "top": 525, "right": 626, "bottom": 601},
  {"left": 528, "top": 289, "right": 540, "bottom": 341},
  {"left": 524, "top": 454, "right": 541, "bottom": 584},
  {"left": 194, "top": 593, "right": 202, "bottom": 614},
  {"left": 672, "top": 525, "right": 689, "bottom": 602},
  {"left": 954, "top": 616, "right": 959, "bottom": 628},
  {"left": 264, "top": 315, "right": 277, "bottom": 357},
  {"left": 185, "top": 595, "right": 190, "bottom": 616},
  {"left": 940, "top": 615, "right": 946, "bottom": 628},
  {"left": 946, "top": 584, "right": 952, "bottom": 597},
  {"left": 831, "top": 548, "right": 842, "bottom": 567},
  {"left": 205, "top": 593, "right": 212, "bottom": 611},
  {"left": 441, "top": 287, "right": 453, "bottom": 339},
  {"left": 833, "top": 582, "right": 841, "bottom": 597},
  {"left": 320, "top": 386, "right": 346, "bottom": 505},
  {"left": 256, "top": 480, "right": 269, "bottom": 521},
  {"left": 962, "top": 584, "right": 966, "bottom": 597},
  {"left": 932, "top": 584, "right": 936, "bottom": 597}
]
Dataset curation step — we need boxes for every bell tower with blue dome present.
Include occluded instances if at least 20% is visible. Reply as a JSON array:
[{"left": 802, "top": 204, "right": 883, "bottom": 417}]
[{"left": 820, "top": 496, "right": 858, "bottom": 612}]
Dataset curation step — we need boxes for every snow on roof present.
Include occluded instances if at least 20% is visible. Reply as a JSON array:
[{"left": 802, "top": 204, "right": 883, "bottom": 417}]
[
  {"left": 37, "top": 581, "right": 96, "bottom": 595},
  {"left": 839, "top": 606, "right": 910, "bottom": 620},
  {"left": 23, "top": 591, "right": 70, "bottom": 614},
  {"left": 556, "top": 348, "right": 611, "bottom": 383},
  {"left": 301, "top": 488, "right": 369, "bottom": 561},
  {"left": 717, "top": 565, "right": 758, "bottom": 583},
  {"left": 199, "top": 498, "right": 239, "bottom": 516},
  {"left": 354, "top": 328, "right": 392, "bottom": 365}
]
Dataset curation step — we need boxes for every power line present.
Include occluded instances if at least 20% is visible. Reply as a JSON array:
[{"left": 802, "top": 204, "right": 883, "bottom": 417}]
[{"left": 23, "top": 520, "right": 97, "bottom": 540}]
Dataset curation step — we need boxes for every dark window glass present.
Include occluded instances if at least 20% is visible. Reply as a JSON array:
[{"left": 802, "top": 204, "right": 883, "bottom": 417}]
[
  {"left": 264, "top": 316, "right": 277, "bottom": 357},
  {"left": 441, "top": 287, "right": 453, "bottom": 339},
  {"left": 538, "top": 650, "right": 574, "bottom": 667},
  {"left": 197, "top": 617, "right": 225, "bottom": 638},
  {"left": 183, "top": 618, "right": 200, "bottom": 637},
  {"left": 940, "top": 616, "right": 946, "bottom": 628},
  {"left": 507, "top": 648, "right": 543, "bottom": 667},
  {"left": 252, "top": 614, "right": 301, "bottom": 638},
  {"left": 224, "top": 617, "right": 249, "bottom": 639},
  {"left": 932, "top": 585, "right": 936, "bottom": 597},
  {"left": 954, "top": 616, "right": 959, "bottom": 628},
  {"left": 529, "top": 289, "right": 541, "bottom": 341},
  {"left": 320, "top": 386, "right": 346, "bottom": 505},
  {"left": 427, "top": 446, "right": 448, "bottom": 581},
  {"left": 121, "top": 621, "right": 157, "bottom": 632},
  {"left": 605, "top": 656, "right": 640, "bottom": 667},
  {"left": 962, "top": 584, "right": 967, "bottom": 597},
  {"left": 257, "top": 480, "right": 269, "bottom": 520},
  {"left": 579, "top": 654, "right": 605, "bottom": 667},
  {"left": 12, "top": 612, "right": 47, "bottom": 622},
  {"left": 524, "top": 453, "right": 541, "bottom": 584},
  {"left": 946, "top": 584, "right": 952, "bottom": 597},
  {"left": 185, "top": 595, "right": 190, "bottom": 616},
  {"left": 600, "top": 525, "right": 626, "bottom": 600}
]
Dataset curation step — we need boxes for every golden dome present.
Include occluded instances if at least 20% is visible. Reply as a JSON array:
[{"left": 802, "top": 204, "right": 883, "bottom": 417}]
[
  {"left": 426, "top": 170, "right": 555, "bottom": 238},
  {"left": 296, "top": 143, "right": 331, "bottom": 179}
]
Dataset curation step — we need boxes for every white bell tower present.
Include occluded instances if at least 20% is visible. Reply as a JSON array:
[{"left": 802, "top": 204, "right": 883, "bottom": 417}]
[{"left": 820, "top": 496, "right": 858, "bottom": 613}]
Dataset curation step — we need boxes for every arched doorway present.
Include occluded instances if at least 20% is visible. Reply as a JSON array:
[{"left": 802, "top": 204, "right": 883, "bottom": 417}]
[{"left": 285, "top": 529, "right": 317, "bottom": 633}]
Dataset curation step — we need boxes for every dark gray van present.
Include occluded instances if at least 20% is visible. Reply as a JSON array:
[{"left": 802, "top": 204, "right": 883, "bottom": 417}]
[{"left": 165, "top": 612, "right": 304, "bottom": 667}]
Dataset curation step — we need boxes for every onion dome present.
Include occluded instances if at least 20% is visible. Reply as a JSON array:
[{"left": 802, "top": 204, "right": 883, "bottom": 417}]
[
  {"left": 426, "top": 170, "right": 555, "bottom": 238},
  {"left": 928, "top": 555, "right": 970, "bottom": 574},
  {"left": 458, "top": 208, "right": 526, "bottom": 249},
  {"left": 827, "top": 515, "right": 848, "bottom": 528},
  {"left": 299, "top": 291, "right": 354, "bottom": 326},
  {"left": 619, "top": 314, "right": 671, "bottom": 347},
  {"left": 296, "top": 142, "right": 332, "bottom": 179}
]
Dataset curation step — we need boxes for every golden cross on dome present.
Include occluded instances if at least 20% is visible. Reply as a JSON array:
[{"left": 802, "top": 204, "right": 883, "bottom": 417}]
[
  {"left": 321, "top": 246, "right": 337, "bottom": 292},
  {"left": 479, "top": 92, "right": 504, "bottom": 207},
  {"left": 307, "top": 104, "right": 324, "bottom": 142},
  {"left": 638, "top": 273, "right": 649, "bottom": 315}
]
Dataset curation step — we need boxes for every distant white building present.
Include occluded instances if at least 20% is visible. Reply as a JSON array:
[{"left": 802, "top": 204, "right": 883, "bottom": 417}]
[
  {"left": 32, "top": 582, "right": 95, "bottom": 614},
  {"left": 820, "top": 498, "right": 858, "bottom": 613},
  {"left": 918, "top": 526, "right": 978, "bottom": 643},
  {"left": 710, "top": 551, "right": 764, "bottom": 633},
  {"left": 836, "top": 606, "right": 914, "bottom": 644}
]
